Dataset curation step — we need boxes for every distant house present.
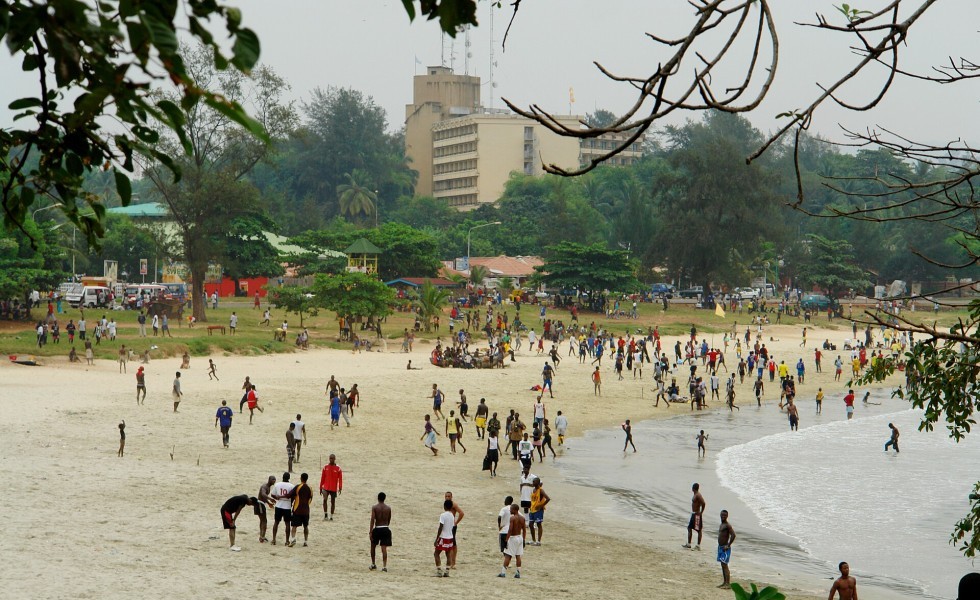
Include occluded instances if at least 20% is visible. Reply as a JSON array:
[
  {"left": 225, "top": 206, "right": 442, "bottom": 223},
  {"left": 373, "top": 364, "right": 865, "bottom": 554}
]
[
  {"left": 442, "top": 255, "right": 544, "bottom": 287},
  {"left": 385, "top": 277, "right": 459, "bottom": 290}
]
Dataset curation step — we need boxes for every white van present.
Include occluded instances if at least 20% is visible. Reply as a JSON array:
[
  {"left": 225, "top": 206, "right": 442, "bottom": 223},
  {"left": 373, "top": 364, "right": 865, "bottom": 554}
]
[{"left": 68, "top": 285, "right": 111, "bottom": 308}]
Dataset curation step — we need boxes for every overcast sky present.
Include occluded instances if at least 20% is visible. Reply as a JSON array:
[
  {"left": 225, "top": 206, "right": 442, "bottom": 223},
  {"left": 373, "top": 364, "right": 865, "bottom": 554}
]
[{"left": 2, "top": 0, "right": 979, "bottom": 150}]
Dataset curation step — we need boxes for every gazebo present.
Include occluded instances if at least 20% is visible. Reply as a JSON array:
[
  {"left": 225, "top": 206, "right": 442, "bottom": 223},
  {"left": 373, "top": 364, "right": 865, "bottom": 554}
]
[{"left": 345, "top": 238, "right": 381, "bottom": 275}]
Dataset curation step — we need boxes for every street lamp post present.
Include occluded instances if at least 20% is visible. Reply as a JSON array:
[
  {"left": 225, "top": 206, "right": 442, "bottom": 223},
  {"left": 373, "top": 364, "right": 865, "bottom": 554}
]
[{"left": 466, "top": 221, "right": 502, "bottom": 272}]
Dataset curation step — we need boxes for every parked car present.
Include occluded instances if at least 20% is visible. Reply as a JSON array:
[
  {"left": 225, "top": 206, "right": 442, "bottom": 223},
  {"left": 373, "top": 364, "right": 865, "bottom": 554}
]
[
  {"left": 800, "top": 293, "right": 832, "bottom": 311},
  {"left": 733, "top": 287, "right": 760, "bottom": 300},
  {"left": 650, "top": 283, "right": 676, "bottom": 297},
  {"left": 678, "top": 286, "right": 704, "bottom": 299}
]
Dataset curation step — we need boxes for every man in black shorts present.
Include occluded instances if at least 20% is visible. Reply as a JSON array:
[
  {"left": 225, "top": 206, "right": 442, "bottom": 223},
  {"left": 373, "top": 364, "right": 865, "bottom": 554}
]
[
  {"left": 370, "top": 492, "right": 393, "bottom": 571},
  {"left": 270, "top": 472, "right": 295, "bottom": 546},
  {"left": 288, "top": 472, "right": 313, "bottom": 547},
  {"left": 683, "top": 483, "right": 706, "bottom": 550},
  {"left": 220, "top": 495, "right": 257, "bottom": 551}
]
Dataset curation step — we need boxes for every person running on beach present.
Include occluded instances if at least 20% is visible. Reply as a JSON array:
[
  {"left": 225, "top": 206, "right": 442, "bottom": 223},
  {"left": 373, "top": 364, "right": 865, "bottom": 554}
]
[
  {"left": 172, "top": 372, "right": 182, "bottom": 412},
  {"left": 885, "top": 423, "right": 900, "bottom": 453},
  {"left": 369, "top": 492, "right": 392, "bottom": 571},
  {"left": 319, "top": 454, "right": 343, "bottom": 520},
  {"left": 421, "top": 414, "right": 440, "bottom": 456},
  {"left": 844, "top": 389, "right": 856, "bottom": 420},
  {"left": 541, "top": 362, "right": 555, "bottom": 398},
  {"left": 717, "top": 510, "right": 737, "bottom": 589},
  {"left": 684, "top": 483, "right": 706, "bottom": 549},
  {"left": 246, "top": 384, "right": 263, "bottom": 424},
  {"left": 220, "top": 494, "right": 257, "bottom": 552},
  {"left": 541, "top": 419, "right": 557, "bottom": 460},
  {"left": 257, "top": 475, "right": 275, "bottom": 543},
  {"left": 117, "top": 420, "right": 125, "bottom": 457},
  {"left": 828, "top": 561, "right": 858, "bottom": 600},
  {"left": 622, "top": 419, "right": 637, "bottom": 453},
  {"left": 499, "top": 503, "right": 526, "bottom": 579},
  {"left": 430, "top": 384, "right": 445, "bottom": 420},
  {"left": 208, "top": 359, "right": 218, "bottom": 381},
  {"left": 787, "top": 398, "right": 800, "bottom": 431},
  {"left": 697, "top": 430, "right": 709, "bottom": 457},
  {"left": 215, "top": 400, "right": 233, "bottom": 448},
  {"left": 135, "top": 366, "right": 146, "bottom": 405}
]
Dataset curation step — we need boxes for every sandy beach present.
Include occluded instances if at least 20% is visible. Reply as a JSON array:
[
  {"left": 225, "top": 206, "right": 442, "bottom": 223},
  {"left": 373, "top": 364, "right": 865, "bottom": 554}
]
[{"left": 0, "top": 319, "right": 890, "bottom": 599}]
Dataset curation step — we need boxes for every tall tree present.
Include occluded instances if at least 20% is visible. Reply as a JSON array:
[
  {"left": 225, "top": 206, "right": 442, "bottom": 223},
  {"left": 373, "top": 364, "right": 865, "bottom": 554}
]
[
  {"left": 413, "top": 280, "right": 451, "bottom": 333},
  {"left": 0, "top": 220, "right": 66, "bottom": 315},
  {"left": 793, "top": 235, "right": 871, "bottom": 301},
  {"left": 651, "top": 112, "right": 787, "bottom": 289},
  {"left": 312, "top": 272, "right": 394, "bottom": 323},
  {"left": 222, "top": 215, "right": 285, "bottom": 293},
  {"left": 535, "top": 241, "right": 641, "bottom": 311},
  {"left": 145, "top": 46, "right": 295, "bottom": 321},
  {"left": 337, "top": 170, "right": 378, "bottom": 224}
]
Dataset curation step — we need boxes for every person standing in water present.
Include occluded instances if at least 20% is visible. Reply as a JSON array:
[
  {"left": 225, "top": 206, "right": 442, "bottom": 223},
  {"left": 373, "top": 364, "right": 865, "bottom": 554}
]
[
  {"left": 885, "top": 423, "right": 900, "bottom": 453},
  {"left": 622, "top": 419, "right": 636, "bottom": 453}
]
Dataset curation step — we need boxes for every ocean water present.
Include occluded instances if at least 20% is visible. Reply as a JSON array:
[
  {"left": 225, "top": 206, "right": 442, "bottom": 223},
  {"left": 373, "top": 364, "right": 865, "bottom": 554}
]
[{"left": 556, "top": 391, "right": 979, "bottom": 599}]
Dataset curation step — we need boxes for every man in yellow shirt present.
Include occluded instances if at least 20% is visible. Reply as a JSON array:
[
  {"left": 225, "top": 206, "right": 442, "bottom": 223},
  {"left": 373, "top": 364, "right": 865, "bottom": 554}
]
[
  {"left": 777, "top": 360, "right": 789, "bottom": 381},
  {"left": 528, "top": 477, "right": 551, "bottom": 546}
]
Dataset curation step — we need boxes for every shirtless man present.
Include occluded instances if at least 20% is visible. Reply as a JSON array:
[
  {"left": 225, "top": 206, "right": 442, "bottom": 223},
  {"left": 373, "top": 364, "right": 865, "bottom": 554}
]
[
  {"left": 884, "top": 424, "right": 900, "bottom": 453},
  {"left": 683, "top": 483, "right": 706, "bottom": 549},
  {"left": 717, "top": 510, "right": 737, "bottom": 588},
  {"left": 787, "top": 399, "right": 800, "bottom": 431},
  {"left": 257, "top": 475, "right": 276, "bottom": 543},
  {"left": 369, "top": 492, "right": 392, "bottom": 571},
  {"left": 697, "top": 430, "right": 709, "bottom": 458},
  {"left": 444, "top": 491, "right": 464, "bottom": 569},
  {"left": 498, "top": 503, "right": 526, "bottom": 579},
  {"left": 828, "top": 561, "right": 858, "bottom": 600}
]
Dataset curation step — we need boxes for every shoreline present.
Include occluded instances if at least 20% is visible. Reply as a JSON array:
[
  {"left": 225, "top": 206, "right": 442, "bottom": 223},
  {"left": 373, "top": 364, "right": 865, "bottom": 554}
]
[{"left": 0, "top": 322, "right": 903, "bottom": 599}]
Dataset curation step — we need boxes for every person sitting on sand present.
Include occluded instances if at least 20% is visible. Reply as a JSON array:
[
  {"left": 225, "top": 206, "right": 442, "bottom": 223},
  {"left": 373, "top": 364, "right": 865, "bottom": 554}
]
[
  {"left": 68, "top": 347, "right": 80, "bottom": 363},
  {"left": 407, "top": 360, "right": 421, "bottom": 370},
  {"left": 181, "top": 352, "right": 190, "bottom": 369}
]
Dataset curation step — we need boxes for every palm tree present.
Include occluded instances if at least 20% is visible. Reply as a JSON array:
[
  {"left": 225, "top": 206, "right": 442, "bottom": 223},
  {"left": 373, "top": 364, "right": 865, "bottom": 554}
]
[
  {"left": 337, "top": 169, "right": 377, "bottom": 223},
  {"left": 414, "top": 281, "right": 451, "bottom": 333},
  {"left": 445, "top": 273, "right": 467, "bottom": 286},
  {"left": 497, "top": 276, "right": 514, "bottom": 292},
  {"left": 469, "top": 264, "right": 489, "bottom": 287}
]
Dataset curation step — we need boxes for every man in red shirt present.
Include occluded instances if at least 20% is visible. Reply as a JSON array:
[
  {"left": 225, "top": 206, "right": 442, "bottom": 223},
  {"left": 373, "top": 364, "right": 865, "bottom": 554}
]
[
  {"left": 843, "top": 389, "right": 855, "bottom": 420},
  {"left": 319, "top": 454, "right": 343, "bottom": 521},
  {"left": 814, "top": 348, "right": 822, "bottom": 373}
]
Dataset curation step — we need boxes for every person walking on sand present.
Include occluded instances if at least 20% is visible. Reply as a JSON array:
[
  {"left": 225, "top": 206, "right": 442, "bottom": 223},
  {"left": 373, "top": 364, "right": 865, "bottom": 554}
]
[
  {"left": 828, "top": 561, "right": 858, "bottom": 600},
  {"left": 215, "top": 400, "right": 233, "bottom": 448},
  {"left": 319, "top": 453, "right": 343, "bottom": 520},
  {"left": 220, "top": 494, "right": 257, "bottom": 552},
  {"left": 717, "top": 510, "right": 737, "bottom": 589},
  {"left": 885, "top": 423, "right": 900, "bottom": 453},
  {"left": 286, "top": 423, "right": 297, "bottom": 473},
  {"left": 118, "top": 345, "right": 128, "bottom": 373},
  {"left": 287, "top": 472, "right": 313, "bottom": 547},
  {"left": 208, "top": 359, "right": 218, "bottom": 381},
  {"left": 622, "top": 419, "right": 637, "bottom": 453},
  {"left": 683, "top": 483, "right": 706, "bottom": 549},
  {"left": 542, "top": 362, "right": 555, "bottom": 398},
  {"left": 592, "top": 366, "right": 601, "bottom": 396},
  {"left": 430, "top": 384, "right": 445, "bottom": 420},
  {"left": 421, "top": 414, "right": 440, "bottom": 456},
  {"left": 369, "top": 492, "right": 392, "bottom": 571},
  {"left": 135, "top": 366, "right": 146, "bottom": 405},
  {"left": 117, "top": 421, "right": 125, "bottom": 457},
  {"left": 445, "top": 410, "right": 466, "bottom": 454},
  {"left": 787, "top": 398, "right": 800, "bottom": 431},
  {"left": 291, "top": 414, "right": 306, "bottom": 461},
  {"left": 257, "top": 475, "right": 275, "bottom": 543},
  {"left": 498, "top": 503, "right": 526, "bottom": 579},
  {"left": 753, "top": 376, "right": 764, "bottom": 407},
  {"left": 475, "top": 398, "right": 489, "bottom": 440},
  {"left": 434, "top": 499, "right": 456, "bottom": 577},
  {"left": 528, "top": 477, "right": 550, "bottom": 546},
  {"left": 486, "top": 430, "right": 501, "bottom": 477},
  {"left": 172, "top": 371, "right": 182, "bottom": 412},
  {"left": 554, "top": 411, "right": 568, "bottom": 445}
]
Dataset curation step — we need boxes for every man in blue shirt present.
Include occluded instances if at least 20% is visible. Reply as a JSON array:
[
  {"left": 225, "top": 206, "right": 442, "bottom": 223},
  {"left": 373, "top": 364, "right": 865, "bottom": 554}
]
[{"left": 215, "top": 400, "right": 234, "bottom": 448}]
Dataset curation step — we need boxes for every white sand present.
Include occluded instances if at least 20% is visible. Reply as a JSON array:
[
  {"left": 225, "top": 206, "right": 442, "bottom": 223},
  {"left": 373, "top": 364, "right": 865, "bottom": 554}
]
[{"left": 1, "top": 322, "right": 881, "bottom": 599}]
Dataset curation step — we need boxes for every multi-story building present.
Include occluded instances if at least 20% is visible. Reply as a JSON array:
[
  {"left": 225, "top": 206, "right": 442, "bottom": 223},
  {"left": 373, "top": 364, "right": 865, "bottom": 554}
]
[{"left": 405, "top": 66, "right": 645, "bottom": 210}]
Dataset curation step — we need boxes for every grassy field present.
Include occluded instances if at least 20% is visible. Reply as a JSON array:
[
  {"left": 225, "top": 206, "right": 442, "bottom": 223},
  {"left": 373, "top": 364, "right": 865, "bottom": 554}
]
[{"left": 0, "top": 297, "right": 970, "bottom": 361}]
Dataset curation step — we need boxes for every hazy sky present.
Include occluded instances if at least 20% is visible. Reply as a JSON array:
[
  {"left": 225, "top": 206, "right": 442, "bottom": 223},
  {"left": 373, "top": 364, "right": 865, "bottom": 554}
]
[{"left": 2, "top": 1, "right": 978, "bottom": 151}]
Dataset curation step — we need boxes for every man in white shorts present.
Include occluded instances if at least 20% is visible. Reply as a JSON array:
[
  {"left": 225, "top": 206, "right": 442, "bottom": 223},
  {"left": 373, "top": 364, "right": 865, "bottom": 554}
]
[{"left": 498, "top": 503, "right": 526, "bottom": 578}]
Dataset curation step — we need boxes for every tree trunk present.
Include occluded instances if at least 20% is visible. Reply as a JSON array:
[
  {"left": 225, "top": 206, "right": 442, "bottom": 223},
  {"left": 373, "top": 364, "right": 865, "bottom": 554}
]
[{"left": 191, "top": 265, "right": 208, "bottom": 323}]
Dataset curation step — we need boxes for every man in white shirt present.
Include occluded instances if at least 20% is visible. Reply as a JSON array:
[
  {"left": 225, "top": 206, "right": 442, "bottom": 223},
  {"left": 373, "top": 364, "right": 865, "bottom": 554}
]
[
  {"left": 518, "top": 433, "right": 534, "bottom": 469},
  {"left": 434, "top": 499, "right": 456, "bottom": 577},
  {"left": 553, "top": 411, "right": 569, "bottom": 445},
  {"left": 519, "top": 465, "right": 536, "bottom": 514},
  {"left": 497, "top": 495, "right": 514, "bottom": 553},
  {"left": 271, "top": 472, "right": 296, "bottom": 546},
  {"left": 532, "top": 398, "right": 545, "bottom": 429},
  {"left": 229, "top": 312, "right": 238, "bottom": 335},
  {"left": 291, "top": 414, "right": 306, "bottom": 462}
]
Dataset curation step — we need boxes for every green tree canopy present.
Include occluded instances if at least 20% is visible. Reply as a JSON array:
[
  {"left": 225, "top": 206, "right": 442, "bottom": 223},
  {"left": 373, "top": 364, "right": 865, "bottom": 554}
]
[
  {"left": 312, "top": 271, "right": 394, "bottom": 321},
  {"left": 266, "top": 284, "right": 317, "bottom": 328},
  {"left": 793, "top": 234, "right": 871, "bottom": 300},
  {"left": 0, "top": 220, "right": 66, "bottom": 308},
  {"left": 536, "top": 241, "right": 641, "bottom": 298}
]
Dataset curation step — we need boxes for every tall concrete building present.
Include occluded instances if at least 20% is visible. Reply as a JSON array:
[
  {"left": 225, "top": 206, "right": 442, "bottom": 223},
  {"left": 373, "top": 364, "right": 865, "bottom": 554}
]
[{"left": 405, "top": 66, "right": 645, "bottom": 210}]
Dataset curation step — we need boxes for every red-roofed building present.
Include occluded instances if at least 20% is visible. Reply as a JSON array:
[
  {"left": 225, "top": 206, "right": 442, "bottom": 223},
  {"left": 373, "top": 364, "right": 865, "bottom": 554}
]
[{"left": 441, "top": 255, "right": 543, "bottom": 287}]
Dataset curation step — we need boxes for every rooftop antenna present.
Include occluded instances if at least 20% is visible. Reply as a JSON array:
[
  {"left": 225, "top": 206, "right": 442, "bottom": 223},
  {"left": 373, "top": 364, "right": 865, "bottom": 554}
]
[
  {"left": 441, "top": 32, "right": 446, "bottom": 68},
  {"left": 488, "top": 3, "right": 496, "bottom": 109},
  {"left": 464, "top": 26, "right": 472, "bottom": 75}
]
